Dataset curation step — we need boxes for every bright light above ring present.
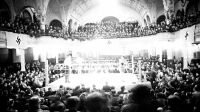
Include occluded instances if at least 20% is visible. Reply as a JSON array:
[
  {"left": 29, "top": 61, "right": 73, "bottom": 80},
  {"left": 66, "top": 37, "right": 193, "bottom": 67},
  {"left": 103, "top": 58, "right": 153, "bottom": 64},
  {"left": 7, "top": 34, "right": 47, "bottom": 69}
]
[
  {"left": 97, "top": 0, "right": 119, "bottom": 6},
  {"left": 79, "top": 0, "right": 143, "bottom": 25}
]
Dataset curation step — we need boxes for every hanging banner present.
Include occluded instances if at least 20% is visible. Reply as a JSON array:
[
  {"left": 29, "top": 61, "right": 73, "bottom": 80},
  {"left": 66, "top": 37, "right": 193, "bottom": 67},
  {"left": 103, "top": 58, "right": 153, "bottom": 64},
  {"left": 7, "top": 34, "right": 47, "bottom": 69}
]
[
  {"left": 0, "top": 31, "right": 6, "bottom": 48},
  {"left": 177, "top": 25, "right": 195, "bottom": 42},
  {"left": 194, "top": 23, "right": 200, "bottom": 43},
  {"left": 6, "top": 32, "right": 29, "bottom": 49}
]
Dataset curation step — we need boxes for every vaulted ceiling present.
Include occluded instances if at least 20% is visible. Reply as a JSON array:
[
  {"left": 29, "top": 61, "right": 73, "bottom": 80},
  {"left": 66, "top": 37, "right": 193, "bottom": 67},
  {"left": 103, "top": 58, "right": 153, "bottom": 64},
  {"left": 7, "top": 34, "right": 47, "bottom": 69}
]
[
  {"left": 61, "top": 0, "right": 165, "bottom": 25},
  {"left": 4, "top": 0, "right": 169, "bottom": 25}
]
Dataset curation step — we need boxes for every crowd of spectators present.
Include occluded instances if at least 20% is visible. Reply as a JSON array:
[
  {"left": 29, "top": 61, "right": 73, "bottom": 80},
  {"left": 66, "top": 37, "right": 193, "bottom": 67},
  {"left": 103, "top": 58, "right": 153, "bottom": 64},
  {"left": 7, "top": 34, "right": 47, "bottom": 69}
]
[
  {"left": 0, "top": 61, "right": 46, "bottom": 112},
  {"left": 0, "top": 14, "right": 42, "bottom": 37},
  {"left": 1, "top": 11, "right": 200, "bottom": 41},
  {"left": 1, "top": 56, "right": 200, "bottom": 112},
  {"left": 0, "top": 14, "right": 66, "bottom": 38},
  {"left": 48, "top": 64, "right": 66, "bottom": 83},
  {"left": 45, "top": 25, "right": 66, "bottom": 38},
  {"left": 72, "top": 11, "right": 200, "bottom": 40}
]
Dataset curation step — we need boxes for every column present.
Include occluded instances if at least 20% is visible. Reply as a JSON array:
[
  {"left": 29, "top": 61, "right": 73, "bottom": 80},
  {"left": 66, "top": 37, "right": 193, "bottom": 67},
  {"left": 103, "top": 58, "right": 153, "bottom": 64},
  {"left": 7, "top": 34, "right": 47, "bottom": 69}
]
[
  {"left": 131, "top": 55, "right": 134, "bottom": 73},
  {"left": 40, "top": 15, "right": 46, "bottom": 32},
  {"left": 183, "top": 48, "right": 188, "bottom": 69},
  {"left": 152, "top": 48, "right": 156, "bottom": 57},
  {"left": 156, "top": 48, "right": 163, "bottom": 62},
  {"left": 45, "top": 59, "right": 49, "bottom": 86},
  {"left": 56, "top": 53, "right": 59, "bottom": 64},
  {"left": 148, "top": 49, "right": 152, "bottom": 58},
  {"left": 183, "top": 43, "right": 195, "bottom": 69},
  {"left": 162, "top": 0, "right": 175, "bottom": 24},
  {"left": 40, "top": 51, "right": 49, "bottom": 86},
  {"left": 119, "top": 56, "right": 125, "bottom": 73},
  {"left": 183, "top": 38, "right": 189, "bottom": 69},
  {"left": 188, "top": 45, "right": 195, "bottom": 65},
  {"left": 36, "top": 0, "right": 49, "bottom": 31},
  {"left": 19, "top": 49, "right": 26, "bottom": 71},
  {"left": 64, "top": 53, "right": 72, "bottom": 83},
  {"left": 61, "top": 5, "right": 67, "bottom": 33},
  {"left": 167, "top": 48, "right": 173, "bottom": 60},
  {"left": 138, "top": 59, "right": 142, "bottom": 82}
]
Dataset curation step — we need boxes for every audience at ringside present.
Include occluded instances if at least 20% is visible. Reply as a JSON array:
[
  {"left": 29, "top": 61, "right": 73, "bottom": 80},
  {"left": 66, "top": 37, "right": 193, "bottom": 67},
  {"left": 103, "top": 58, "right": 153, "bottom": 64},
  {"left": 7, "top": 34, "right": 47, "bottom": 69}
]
[{"left": 1, "top": 56, "right": 200, "bottom": 112}]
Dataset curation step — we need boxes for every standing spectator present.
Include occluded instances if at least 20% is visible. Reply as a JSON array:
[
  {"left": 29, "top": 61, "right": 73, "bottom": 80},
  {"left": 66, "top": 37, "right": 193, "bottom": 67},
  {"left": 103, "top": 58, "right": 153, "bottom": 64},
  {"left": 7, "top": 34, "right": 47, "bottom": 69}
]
[
  {"left": 117, "top": 86, "right": 126, "bottom": 95},
  {"left": 103, "top": 82, "right": 111, "bottom": 92}
]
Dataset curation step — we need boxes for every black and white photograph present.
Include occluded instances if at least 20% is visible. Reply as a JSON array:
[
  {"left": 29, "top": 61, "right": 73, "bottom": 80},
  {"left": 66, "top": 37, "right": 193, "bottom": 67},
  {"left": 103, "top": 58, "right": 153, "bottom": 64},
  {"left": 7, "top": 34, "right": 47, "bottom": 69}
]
[{"left": 0, "top": 0, "right": 200, "bottom": 112}]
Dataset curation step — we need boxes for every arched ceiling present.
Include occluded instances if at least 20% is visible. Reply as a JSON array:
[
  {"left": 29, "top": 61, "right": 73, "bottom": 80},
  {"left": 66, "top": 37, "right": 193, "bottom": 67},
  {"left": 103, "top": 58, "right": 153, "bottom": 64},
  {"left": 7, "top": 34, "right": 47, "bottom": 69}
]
[
  {"left": 68, "top": 0, "right": 155, "bottom": 16},
  {"left": 64, "top": 0, "right": 165, "bottom": 25},
  {"left": 3, "top": 0, "right": 167, "bottom": 25}
]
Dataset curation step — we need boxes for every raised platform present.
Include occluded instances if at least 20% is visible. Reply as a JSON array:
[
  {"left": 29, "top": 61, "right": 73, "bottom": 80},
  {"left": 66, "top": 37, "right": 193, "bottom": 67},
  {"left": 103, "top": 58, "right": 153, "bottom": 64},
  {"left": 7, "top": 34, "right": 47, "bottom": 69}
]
[{"left": 46, "top": 73, "right": 148, "bottom": 91}]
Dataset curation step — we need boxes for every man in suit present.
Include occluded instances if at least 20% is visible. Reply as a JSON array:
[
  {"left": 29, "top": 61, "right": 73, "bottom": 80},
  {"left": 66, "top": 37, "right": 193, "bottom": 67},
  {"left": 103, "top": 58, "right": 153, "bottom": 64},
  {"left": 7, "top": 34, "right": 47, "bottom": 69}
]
[{"left": 102, "top": 82, "right": 111, "bottom": 92}]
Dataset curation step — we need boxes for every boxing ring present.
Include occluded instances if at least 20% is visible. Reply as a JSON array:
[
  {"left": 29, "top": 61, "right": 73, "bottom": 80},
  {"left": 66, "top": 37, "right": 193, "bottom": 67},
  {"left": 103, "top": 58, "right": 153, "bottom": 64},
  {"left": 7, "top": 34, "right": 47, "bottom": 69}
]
[{"left": 46, "top": 73, "right": 143, "bottom": 91}]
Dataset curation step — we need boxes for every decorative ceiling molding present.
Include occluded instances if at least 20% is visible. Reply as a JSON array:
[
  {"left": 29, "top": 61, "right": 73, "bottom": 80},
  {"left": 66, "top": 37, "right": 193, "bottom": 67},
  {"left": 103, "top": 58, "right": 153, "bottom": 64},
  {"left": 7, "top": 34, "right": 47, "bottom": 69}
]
[{"left": 120, "top": 0, "right": 149, "bottom": 14}]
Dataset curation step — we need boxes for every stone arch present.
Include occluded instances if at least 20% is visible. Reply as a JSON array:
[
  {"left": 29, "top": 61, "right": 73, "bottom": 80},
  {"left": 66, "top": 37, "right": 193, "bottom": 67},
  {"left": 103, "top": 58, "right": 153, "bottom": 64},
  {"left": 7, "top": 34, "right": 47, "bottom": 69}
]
[
  {"left": 101, "top": 16, "right": 119, "bottom": 23},
  {"left": 46, "top": 0, "right": 62, "bottom": 25},
  {"left": 156, "top": 15, "right": 165, "bottom": 25},
  {"left": 19, "top": 6, "right": 37, "bottom": 23},
  {"left": 13, "top": 0, "right": 37, "bottom": 16},
  {"left": 50, "top": 19, "right": 62, "bottom": 29},
  {"left": 0, "top": 0, "right": 11, "bottom": 22}
]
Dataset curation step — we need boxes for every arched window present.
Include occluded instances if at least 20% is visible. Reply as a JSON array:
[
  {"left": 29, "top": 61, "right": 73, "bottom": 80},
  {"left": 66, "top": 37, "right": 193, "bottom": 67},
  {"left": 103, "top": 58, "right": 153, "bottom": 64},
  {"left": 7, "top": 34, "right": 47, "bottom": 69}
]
[
  {"left": 19, "top": 6, "right": 37, "bottom": 24},
  {"left": 156, "top": 15, "right": 166, "bottom": 25},
  {"left": 0, "top": 0, "right": 11, "bottom": 22},
  {"left": 50, "top": 19, "right": 62, "bottom": 29},
  {"left": 101, "top": 16, "right": 119, "bottom": 24}
]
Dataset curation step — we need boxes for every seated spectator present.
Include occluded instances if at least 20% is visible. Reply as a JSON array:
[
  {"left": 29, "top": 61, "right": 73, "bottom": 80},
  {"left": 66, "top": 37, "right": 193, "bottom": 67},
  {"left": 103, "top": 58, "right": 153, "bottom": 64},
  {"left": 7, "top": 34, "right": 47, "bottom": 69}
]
[
  {"left": 25, "top": 95, "right": 44, "bottom": 112},
  {"left": 66, "top": 96, "right": 80, "bottom": 112},
  {"left": 164, "top": 95, "right": 182, "bottom": 112},
  {"left": 117, "top": 86, "right": 126, "bottom": 95},
  {"left": 121, "top": 84, "right": 156, "bottom": 112},
  {"left": 155, "top": 92, "right": 167, "bottom": 108},
  {"left": 49, "top": 99, "right": 66, "bottom": 112},
  {"left": 102, "top": 82, "right": 111, "bottom": 92},
  {"left": 45, "top": 88, "right": 54, "bottom": 96},
  {"left": 85, "top": 92, "right": 110, "bottom": 112}
]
